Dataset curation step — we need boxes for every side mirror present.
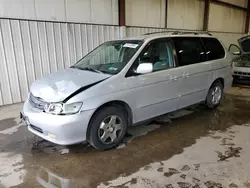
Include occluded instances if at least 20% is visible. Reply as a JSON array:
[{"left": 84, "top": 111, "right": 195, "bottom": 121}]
[{"left": 136, "top": 63, "right": 153, "bottom": 74}]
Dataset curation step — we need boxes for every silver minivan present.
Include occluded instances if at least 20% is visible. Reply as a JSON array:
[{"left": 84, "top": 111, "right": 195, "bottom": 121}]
[{"left": 21, "top": 32, "right": 233, "bottom": 150}]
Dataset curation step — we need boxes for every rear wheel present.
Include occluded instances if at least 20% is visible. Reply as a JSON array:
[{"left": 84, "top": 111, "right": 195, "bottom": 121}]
[
  {"left": 88, "top": 106, "right": 128, "bottom": 150},
  {"left": 205, "top": 81, "right": 223, "bottom": 109}
]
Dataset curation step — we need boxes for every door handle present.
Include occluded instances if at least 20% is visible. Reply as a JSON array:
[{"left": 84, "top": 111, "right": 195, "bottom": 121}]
[{"left": 170, "top": 76, "right": 178, "bottom": 81}]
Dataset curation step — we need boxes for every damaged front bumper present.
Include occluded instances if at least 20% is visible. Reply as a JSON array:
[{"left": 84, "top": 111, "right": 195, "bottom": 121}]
[{"left": 21, "top": 100, "right": 95, "bottom": 145}]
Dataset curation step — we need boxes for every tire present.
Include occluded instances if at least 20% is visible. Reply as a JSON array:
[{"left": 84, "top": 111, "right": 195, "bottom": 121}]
[
  {"left": 88, "top": 106, "right": 128, "bottom": 150},
  {"left": 205, "top": 81, "right": 224, "bottom": 109}
]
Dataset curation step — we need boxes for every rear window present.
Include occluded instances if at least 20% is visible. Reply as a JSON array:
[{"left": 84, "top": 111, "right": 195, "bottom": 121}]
[
  {"left": 172, "top": 37, "right": 206, "bottom": 66},
  {"left": 201, "top": 38, "right": 225, "bottom": 61}
]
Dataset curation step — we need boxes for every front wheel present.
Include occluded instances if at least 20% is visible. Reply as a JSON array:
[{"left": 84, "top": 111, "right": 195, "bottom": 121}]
[
  {"left": 205, "top": 81, "right": 224, "bottom": 109},
  {"left": 88, "top": 106, "right": 128, "bottom": 150}
]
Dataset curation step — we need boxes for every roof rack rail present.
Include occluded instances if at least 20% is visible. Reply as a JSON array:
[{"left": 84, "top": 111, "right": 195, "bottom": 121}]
[
  {"left": 171, "top": 31, "right": 213, "bottom": 36},
  {"left": 143, "top": 31, "right": 172, "bottom": 35},
  {"left": 143, "top": 30, "right": 213, "bottom": 36}
]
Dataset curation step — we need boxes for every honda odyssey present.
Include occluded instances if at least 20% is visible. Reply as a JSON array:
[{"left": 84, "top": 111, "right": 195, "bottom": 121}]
[{"left": 21, "top": 31, "right": 233, "bottom": 150}]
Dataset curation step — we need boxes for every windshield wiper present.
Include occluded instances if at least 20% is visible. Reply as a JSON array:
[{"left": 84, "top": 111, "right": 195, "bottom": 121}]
[{"left": 72, "top": 66, "right": 102, "bottom": 74}]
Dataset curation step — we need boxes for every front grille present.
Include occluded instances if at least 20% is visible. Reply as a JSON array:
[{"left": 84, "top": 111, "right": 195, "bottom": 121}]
[
  {"left": 234, "top": 71, "right": 250, "bottom": 76},
  {"left": 30, "top": 125, "right": 43, "bottom": 133},
  {"left": 29, "top": 93, "right": 49, "bottom": 110}
]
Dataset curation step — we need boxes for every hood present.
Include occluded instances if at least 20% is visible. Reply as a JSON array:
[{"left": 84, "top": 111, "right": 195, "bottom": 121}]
[
  {"left": 30, "top": 68, "right": 111, "bottom": 102},
  {"left": 234, "top": 55, "right": 250, "bottom": 67},
  {"left": 238, "top": 35, "right": 250, "bottom": 54}
]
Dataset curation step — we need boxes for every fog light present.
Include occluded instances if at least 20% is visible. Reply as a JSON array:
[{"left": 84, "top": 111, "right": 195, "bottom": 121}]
[{"left": 48, "top": 133, "right": 56, "bottom": 139}]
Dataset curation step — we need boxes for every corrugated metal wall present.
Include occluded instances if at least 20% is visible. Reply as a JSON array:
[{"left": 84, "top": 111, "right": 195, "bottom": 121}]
[
  {"left": 125, "top": 0, "right": 166, "bottom": 28},
  {"left": 0, "top": 19, "right": 125, "bottom": 106},
  {"left": 0, "top": 0, "right": 119, "bottom": 25},
  {"left": 209, "top": 3, "right": 246, "bottom": 33},
  {"left": 167, "top": 0, "right": 205, "bottom": 30},
  {"left": 211, "top": 32, "right": 246, "bottom": 48}
]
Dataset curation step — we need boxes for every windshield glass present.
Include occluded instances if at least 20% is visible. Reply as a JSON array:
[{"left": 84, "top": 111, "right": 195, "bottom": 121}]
[{"left": 73, "top": 40, "right": 143, "bottom": 75}]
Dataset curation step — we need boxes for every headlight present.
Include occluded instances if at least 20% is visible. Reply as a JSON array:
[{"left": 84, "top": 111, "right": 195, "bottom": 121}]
[
  {"left": 45, "top": 103, "right": 63, "bottom": 114},
  {"left": 62, "top": 102, "right": 83, "bottom": 115},
  {"left": 44, "top": 102, "right": 82, "bottom": 115}
]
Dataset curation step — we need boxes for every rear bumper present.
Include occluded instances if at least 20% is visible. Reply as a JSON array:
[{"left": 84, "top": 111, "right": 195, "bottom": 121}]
[{"left": 22, "top": 100, "right": 95, "bottom": 145}]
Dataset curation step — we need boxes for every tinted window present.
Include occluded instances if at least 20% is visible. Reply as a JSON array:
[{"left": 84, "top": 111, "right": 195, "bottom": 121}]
[
  {"left": 172, "top": 37, "right": 206, "bottom": 66},
  {"left": 127, "top": 39, "right": 174, "bottom": 76},
  {"left": 201, "top": 38, "right": 225, "bottom": 60}
]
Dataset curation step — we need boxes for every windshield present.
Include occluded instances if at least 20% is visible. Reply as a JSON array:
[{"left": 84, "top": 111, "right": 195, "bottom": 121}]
[{"left": 73, "top": 40, "right": 143, "bottom": 75}]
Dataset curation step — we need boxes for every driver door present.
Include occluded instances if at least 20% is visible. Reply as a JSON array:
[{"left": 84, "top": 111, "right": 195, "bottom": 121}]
[{"left": 124, "top": 39, "right": 180, "bottom": 123}]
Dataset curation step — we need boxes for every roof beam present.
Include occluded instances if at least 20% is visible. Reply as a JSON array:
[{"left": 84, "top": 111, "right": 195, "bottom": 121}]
[{"left": 211, "top": 0, "right": 247, "bottom": 11}]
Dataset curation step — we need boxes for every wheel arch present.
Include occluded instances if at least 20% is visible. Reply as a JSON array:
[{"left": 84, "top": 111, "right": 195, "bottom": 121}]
[
  {"left": 210, "top": 77, "right": 224, "bottom": 89},
  {"left": 86, "top": 100, "right": 133, "bottom": 140}
]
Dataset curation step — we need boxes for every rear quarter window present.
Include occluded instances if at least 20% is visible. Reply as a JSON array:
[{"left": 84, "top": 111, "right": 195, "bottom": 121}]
[{"left": 201, "top": 38, "right": 225, "bottom": 61}]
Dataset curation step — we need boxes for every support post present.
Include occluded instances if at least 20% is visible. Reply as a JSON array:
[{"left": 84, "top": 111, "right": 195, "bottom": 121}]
[
  {"left": 119, "top": 0, "right": 126, "bottom": 26},
  {"left": 165, "top": 0, "right": 168, "bottom": 28},
  {"left": 203, "top": 0, "right": 210, "bottom": 31},
  {"left": 245, "top": 0, "right": 250, "bottom": 33}
]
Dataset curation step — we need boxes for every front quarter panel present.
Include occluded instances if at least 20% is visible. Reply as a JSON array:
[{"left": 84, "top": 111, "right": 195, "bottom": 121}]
[
  {"left": 67, "top": 75, "right": 133, "bottom": 107},
  {"left": 66, "top": 75, "right": 138, "bottom": 121}
]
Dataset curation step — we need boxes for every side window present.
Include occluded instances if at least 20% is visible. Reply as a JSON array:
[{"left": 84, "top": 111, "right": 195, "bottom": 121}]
[
  {"left": 172, "top": 37, "right": 206, "bottom": 66},
  {"left": 201, "top": 38, "right": 225, "bottom": 61},
  {"left": 152, "top": 41, "right": 174, "bottom": 71},
  {"left": 127, "top": 40, "right": 174, "bottom": 75}
]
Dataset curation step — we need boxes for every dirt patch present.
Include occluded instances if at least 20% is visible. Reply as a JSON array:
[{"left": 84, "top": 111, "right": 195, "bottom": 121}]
[
  {"left": 216, "top": 147, "right": 242, "bottom": 162},
  {"left": 164, "top": 168, "right": 180, "bottom": 177},
  {"left": 210, "top": 136, "right": 222, "bottom": 139},
  {"left": 193, "top": 164, "right": 200, "bottom": 170},
  {"left": 192, "top": 177, "right": 200, "bottom": 184},
  {"left": 130, "top": 178, "right": 137, "bottom": 184},
  {"left": 0, "top": 118, "right": 16, "bottom": 131},
  {"left": 144, "top": 165, "right": 151, "bottom": 170},
  {"left": 204, "top": 181, "right": 222, "bottom": 188},
  {"left": 181, "top": 165, "right": 191, "bottom": 171},
  {"left": 166, "top": 184, "right": 174, "bottom": 188},
  {"left": 229, "top": 183, "right": 238, "bottom": 188},
  {"left": 180, "top": 174, "right": 186, "bottom": 179},
  {"left": 157, "top": 167, "right": 163, "bottom": 172},
  {"left": 177, "top": 182, "right": 192, "bottom": 188}
]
